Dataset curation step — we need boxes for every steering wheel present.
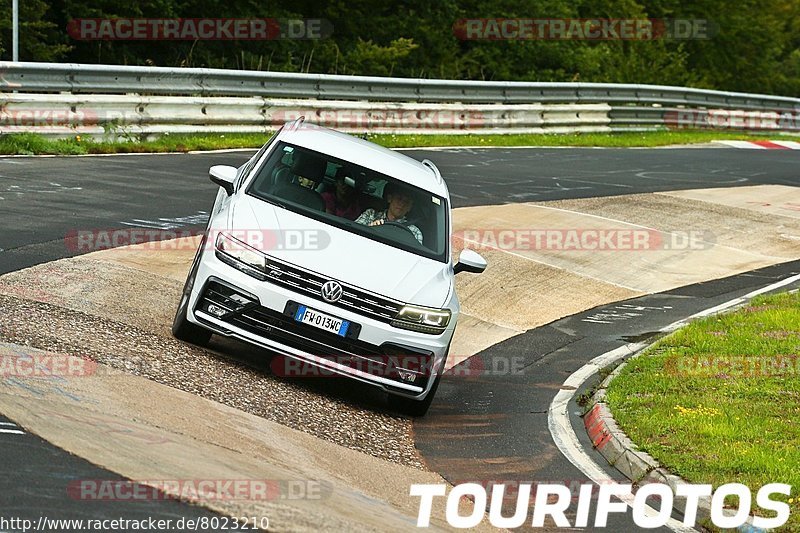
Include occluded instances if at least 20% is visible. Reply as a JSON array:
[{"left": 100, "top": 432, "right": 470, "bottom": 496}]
[{"left": 381, "top": 221, "right": 418, "bottom": 238}]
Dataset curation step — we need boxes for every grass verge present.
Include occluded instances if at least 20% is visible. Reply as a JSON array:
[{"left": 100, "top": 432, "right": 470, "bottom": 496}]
[
  {"left": 605, "top": 290, "right": 800, "bottom": 530},
  {"left": 1, "top": 130, "right": 799, "bottom": 155}
]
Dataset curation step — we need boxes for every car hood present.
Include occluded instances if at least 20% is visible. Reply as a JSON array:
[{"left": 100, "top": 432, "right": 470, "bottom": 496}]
[{"left": 228, "top": 195, "right": 452, "bottom": 308}]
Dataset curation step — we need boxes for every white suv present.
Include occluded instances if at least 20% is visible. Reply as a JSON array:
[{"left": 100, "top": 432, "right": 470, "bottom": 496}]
[{"left": 172, "top": 119, "right": 486, "bottom": 416}]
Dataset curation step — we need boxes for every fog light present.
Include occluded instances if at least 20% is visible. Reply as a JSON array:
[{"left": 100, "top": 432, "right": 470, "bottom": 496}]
[
  {"left": 207, "top": 304, "right": 226, "bottom": 317},
  {"left": 397, "top": 370, "right": 417, "bottom": 383}
]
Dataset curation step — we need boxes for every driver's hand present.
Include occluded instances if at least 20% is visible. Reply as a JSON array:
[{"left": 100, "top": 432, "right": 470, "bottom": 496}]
[{"left": 368, "top": 219, "right": 385, "bottom": 227}]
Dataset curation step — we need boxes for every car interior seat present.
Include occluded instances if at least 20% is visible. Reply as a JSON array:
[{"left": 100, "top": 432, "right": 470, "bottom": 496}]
[
  {"left": 408, "top": 200, "right": 436, "bottom": 250},
  {"left": 270, "top": 152, "right": 294, "bottom": 189},
  {"left": 269, "top": 151, "right": 326, "bottom": 211}
]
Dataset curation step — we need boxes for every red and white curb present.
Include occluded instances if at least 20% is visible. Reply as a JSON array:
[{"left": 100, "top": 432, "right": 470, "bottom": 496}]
[
  {"left": 715, "top": 140, "right": 800, "bottom": 150},
  {"left": 549, "top": 272, "right": 800, "bottom": 532}
]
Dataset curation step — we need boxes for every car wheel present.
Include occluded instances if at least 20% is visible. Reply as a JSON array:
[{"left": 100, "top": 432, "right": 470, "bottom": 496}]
[
  {"left": 172, "top": 233, "right": 213, "bottom": 346},
  {"left": 388, "top": 371, "right": 442, "bottom": 418},
  {"left": 172, "top": 289, "right": 212, "bottom": 345}
]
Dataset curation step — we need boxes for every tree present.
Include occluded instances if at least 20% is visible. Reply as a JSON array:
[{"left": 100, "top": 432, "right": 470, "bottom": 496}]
[
  {"left": 0, "top": 0, "right": 795, "bottom": 96},
  {"left": 0, "top": 0, "right": 71, "bottom": 61}
]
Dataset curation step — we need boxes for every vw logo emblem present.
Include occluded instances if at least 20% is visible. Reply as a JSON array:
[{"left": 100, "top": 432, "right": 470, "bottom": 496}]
[{"left": 320, "top": 280, "right": 343, "bottom": 303}]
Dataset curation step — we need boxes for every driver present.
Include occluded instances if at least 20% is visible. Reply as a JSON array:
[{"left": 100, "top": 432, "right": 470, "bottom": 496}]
[{"left": 355, "top": 182, "right": 423, "bottom": 244}]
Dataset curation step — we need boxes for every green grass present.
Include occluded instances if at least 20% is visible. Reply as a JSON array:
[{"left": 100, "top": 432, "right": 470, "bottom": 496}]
[
  {"left": 365, "top": 130, "right": 800, "bottom": 148},
  {"left": 1, "top": 129, "right": 799, "bottom": 155},
  {"left": 0, "top": 132, "right": 273, "bottom": 155},
  {"left": 605, "top": 290, "right": 800, "bottom": 530}
]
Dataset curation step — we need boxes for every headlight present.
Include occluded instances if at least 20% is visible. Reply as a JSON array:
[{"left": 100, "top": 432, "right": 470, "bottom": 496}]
[
  {"left": 215, "top": 232, "right": 267, "bottom": 280},
  {"left": 391, "top": 305, "right": 451, "bottom": 334}
]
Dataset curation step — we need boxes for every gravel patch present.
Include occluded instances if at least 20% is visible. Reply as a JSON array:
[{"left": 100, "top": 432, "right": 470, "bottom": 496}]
[{"left": 0, "top": 293, "right": 425, "bottom": 470}]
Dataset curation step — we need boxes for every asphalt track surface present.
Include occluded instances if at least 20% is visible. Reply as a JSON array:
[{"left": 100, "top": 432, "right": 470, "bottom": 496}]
[
  {"left": 0, "top": 146, "right": 798, "bottom": 531},
  {"left": 0, "top": 417, "right": 237, "bottom": 532},
  {"left": 1, "top": 146, "right": 799, "bottom": 274},
  {"left": 417, "top": 259, "right": 800, "bottom": 531}
]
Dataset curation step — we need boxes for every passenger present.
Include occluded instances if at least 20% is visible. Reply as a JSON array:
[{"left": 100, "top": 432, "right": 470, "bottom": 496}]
[
  {"left": 321, "top": 176, "right": 362, "bottom": 220},
  {"left": 297, "top": 176, "right": 316, "bottom": 189},
  {"left": 355, "top": 182, "right": 423, "bottom": 244},
  {"left": 290, "top": 153, "right": 323, "bottom": 190}
]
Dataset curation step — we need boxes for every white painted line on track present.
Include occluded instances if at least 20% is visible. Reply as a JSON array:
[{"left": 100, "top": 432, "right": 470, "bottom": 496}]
[
  {"left": 394, "top": 145, "right": 616, "bottom": 151},
  {"left": 186, "top": 148, "right": 258, "bottom": 154},
  {"left": 0, "top": 148, "right": 258, "bottom": 159},
  {"left": 0, "top": 428, "right": 25, "bottom": 435},
  {"left": 0, "top": 141, "right": 782, "bottom": 159},
  {"left": 770, "top": 140, "right": 800, "bottom": 150},
  {"left": 0, "top": 421, "right": 17, "bottom": 426},
  {"left": 521, "top": 202, "right": 681, "bottom": 230},
  {"left": 458, "top": 236, "right": 643, "bottom": 292},
  {"left": 395, "top": 143, "right": 737, "bottom": 151},
  {"left": 548, "top": 345, "right": 699, "bottom": 532},
  {"left": 715, "top": 141, "right": 768, "bottom": 149},
  {"left": 663, "top": 272, "right": 800, "bottom": 333},
  {"left": 548, "top": 272, "right": 800, "bottom": 532},
  {"left": 521, "top": 203, "right": 780, "bottom": 260}
]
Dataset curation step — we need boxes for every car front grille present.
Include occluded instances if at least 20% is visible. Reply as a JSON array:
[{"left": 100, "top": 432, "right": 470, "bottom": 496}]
[
  {"left": 260, "top": 254, "right": 404, "bottom": 323},
  {"left": 196, "top": 279, "right": 432, "bottom": 390}
]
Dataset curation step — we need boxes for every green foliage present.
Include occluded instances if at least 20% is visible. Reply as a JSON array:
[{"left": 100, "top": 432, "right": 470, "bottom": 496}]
[
  {"left": 337, "top": 38, "right": 419, "bottom": 77},
  {"left": 1, "top": 0, "right": 797, "bottom": 96},
  {"left": 0, "top": 0, "right": 71, "bottom": 61},
  {"left": 0, "top": 132, "right": 85, "bottom": 155}
]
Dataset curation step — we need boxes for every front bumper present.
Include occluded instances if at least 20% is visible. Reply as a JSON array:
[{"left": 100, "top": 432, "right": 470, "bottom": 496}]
[{"left": 187, "top": 254, "right": 454, "bottom": 398}]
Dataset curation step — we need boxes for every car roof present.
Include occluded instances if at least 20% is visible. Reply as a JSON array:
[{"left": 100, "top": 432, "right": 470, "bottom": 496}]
[{"left": 279, "top": 124, "right": 448, "bottom": 196}]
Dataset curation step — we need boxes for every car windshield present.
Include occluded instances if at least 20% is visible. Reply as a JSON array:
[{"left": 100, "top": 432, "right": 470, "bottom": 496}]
[{"left": 246, "top": 142, "right": 448, "bottom": 262}]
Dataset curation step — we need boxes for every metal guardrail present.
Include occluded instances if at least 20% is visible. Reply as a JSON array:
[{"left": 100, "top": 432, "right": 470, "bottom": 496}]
[
  {"left": 0, "top": 93, "right": 614, "bottom": 136},
  {"left": 0, "top": 62, "right": 797, "bottom": 136}
]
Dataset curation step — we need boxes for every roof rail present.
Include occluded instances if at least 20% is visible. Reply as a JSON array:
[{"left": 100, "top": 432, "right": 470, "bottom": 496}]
[
  {"left": 421, "top": 159, "right": 442, "bottom": 184},
  {"left": 286, "top": 116, "right": 306, "bottom": 131}
]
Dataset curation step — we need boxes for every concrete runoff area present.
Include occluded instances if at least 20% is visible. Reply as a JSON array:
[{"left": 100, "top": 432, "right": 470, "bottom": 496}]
[
  {"left": 451, "top": 184, "right": 800, "bottom": 359},
  {"left": 660, "top": 184, "right": 800, "bottom": 220},
  {"left": 0, "top": 184, "right": 799, "bottom": 528},
  {"left": 0, "top": 343, "right": 479, "bottom": 532}
]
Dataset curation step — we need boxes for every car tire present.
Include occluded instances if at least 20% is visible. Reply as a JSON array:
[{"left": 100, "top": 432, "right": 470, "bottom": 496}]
[
  {"left": 172, "top": 289, "right": 213, "bottom": 345},
  {"left": 388, "top": 370, "right": 442, "bottom": 418},
  {"left": 172, "top": 233, "right": 213, "bottom": 346}
]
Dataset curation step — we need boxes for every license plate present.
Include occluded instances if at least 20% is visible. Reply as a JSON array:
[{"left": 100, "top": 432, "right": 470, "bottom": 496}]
[{"left": 294, "top": 305, "right": 350, "bottom": 337}]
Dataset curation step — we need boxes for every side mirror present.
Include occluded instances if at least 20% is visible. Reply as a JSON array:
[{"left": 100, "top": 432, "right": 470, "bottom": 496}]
[
  {"left": 209, "top": 165, "right": 238, "bottom": 196},
  {"left": 454, "top": 249, "right": 487, "bottom": 275}
]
